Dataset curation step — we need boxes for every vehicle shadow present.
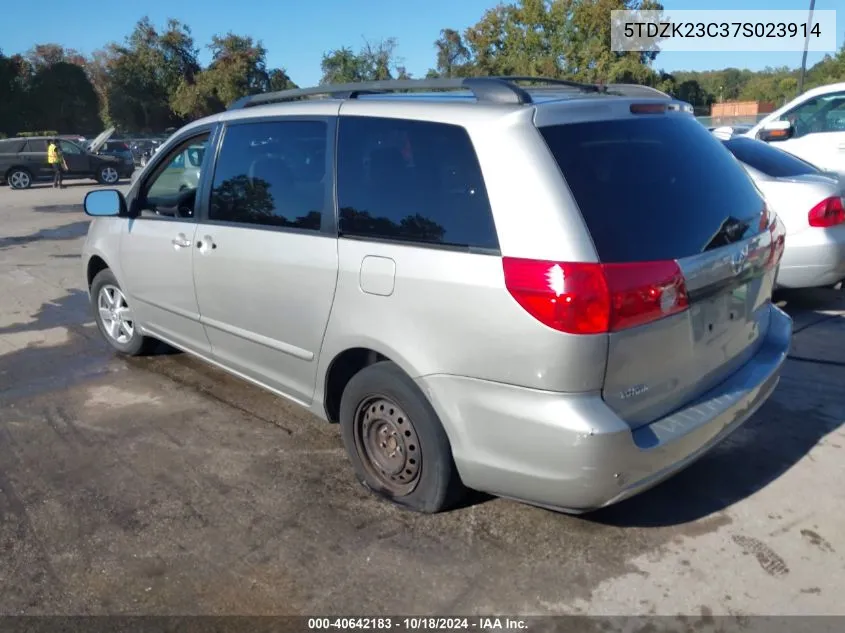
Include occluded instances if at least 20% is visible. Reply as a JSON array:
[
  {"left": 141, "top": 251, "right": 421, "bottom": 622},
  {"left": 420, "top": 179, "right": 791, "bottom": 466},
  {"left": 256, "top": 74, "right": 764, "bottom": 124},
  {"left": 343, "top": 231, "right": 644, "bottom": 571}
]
[
  {"left": 33, "top": 204, "right": 85, "bottom": 214},
  {"left": 588, "top": 389, "right": 842, "bottom": 527},
  {"left": 0, "top": 289, "right": 91, "bottom": 334},
  {"left": 586, "top": 289, "right": 845, "bottom": 528},
  {"left": 0, "top": 289, "right": 180, "bottom": 399},
  {"left": 0, "top": 221, "right": 90, "bottom": 250}
]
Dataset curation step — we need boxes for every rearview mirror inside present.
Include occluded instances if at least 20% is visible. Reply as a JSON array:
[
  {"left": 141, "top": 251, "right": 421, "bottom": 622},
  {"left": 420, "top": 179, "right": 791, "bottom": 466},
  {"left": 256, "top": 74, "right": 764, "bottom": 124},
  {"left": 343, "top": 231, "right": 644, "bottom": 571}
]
[
  {"left": 84, "top": 189, "right": 125, "bottom": 217},
  {"left": 758, "top": 119, "right": 794, "bottom": 143}
]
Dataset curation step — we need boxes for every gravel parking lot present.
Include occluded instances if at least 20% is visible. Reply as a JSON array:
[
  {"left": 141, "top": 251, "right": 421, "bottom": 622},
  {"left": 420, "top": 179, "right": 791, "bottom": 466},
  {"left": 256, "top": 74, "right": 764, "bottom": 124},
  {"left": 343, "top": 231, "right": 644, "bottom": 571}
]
[{"left": 1, "top": 182, "right": 844, "bottom": 616}]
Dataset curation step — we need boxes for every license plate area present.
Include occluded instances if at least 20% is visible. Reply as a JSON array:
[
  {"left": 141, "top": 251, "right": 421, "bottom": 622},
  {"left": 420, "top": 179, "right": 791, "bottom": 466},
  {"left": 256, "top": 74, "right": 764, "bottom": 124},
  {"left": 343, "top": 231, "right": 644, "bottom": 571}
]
[{"left": 691, "top": 282, "right": 753, "bottom": 346}]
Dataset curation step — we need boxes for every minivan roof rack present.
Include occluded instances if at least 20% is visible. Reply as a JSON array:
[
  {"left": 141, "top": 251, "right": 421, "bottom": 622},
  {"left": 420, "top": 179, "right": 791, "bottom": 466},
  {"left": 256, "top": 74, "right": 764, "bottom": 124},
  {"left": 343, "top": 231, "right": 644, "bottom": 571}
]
[{"left": 227, "top": 76, "right": 672, "bottom": 110}]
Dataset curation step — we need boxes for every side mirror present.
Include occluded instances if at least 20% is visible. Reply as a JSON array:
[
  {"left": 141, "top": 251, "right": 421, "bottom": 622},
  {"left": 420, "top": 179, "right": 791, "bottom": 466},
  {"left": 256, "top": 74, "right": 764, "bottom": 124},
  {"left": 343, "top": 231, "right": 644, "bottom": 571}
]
[
  {"left": 84, "top": 189, "right": 126, "bottom": 217},
  {"left": 758, "top": 119, "right": 794, "bottom": 143}
]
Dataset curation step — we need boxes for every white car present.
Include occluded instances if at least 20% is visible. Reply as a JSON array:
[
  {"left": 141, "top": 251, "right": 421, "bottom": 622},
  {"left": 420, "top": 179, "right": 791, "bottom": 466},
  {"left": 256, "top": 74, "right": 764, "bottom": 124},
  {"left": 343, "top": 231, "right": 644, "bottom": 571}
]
[
  {"left": 710, "top": 124, "right": 753, "bottom": 139},
  {"left": 745, "top": 82, "right": 845, "bottom": 179},
  {"left": 721, "top": 135, "right": 845, "bottom": 289}
]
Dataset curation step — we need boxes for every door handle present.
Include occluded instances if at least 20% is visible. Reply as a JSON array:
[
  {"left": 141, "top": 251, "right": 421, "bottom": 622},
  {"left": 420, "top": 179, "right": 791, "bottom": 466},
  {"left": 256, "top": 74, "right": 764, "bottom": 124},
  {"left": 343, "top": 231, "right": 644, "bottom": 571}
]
[
  {"left": 196, "top": 235, "right": 217, "bottom": 252},
  {"left": 171, "top": 234, "right": 192, "bottom": 248}
]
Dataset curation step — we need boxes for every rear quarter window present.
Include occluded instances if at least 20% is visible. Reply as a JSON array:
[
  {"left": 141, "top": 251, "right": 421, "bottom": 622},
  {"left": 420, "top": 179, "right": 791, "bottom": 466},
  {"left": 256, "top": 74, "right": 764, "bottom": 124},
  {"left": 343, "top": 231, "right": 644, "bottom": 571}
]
[
  {"left": 723, "top": 137, "right": 819, "bottom": 178},
  {"left": 0, "top": 139, "right": 26, "bottom": 153},
  {"left": 24, "top": 139, "right": 48, "bottom": 152},
  {"left": 540, "top": 115, "right": 765, "bottom": 263},
  {"left": 337, "top": 116, "right": 499, "bottom": 251}
]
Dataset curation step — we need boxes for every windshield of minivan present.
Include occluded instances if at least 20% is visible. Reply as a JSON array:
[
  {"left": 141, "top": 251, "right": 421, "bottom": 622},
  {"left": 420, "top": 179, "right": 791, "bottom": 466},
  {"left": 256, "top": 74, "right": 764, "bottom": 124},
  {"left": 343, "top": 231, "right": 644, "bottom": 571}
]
[
  {"left": 723, "top": 137, "right": 819, "bottom": 179},
  {"left": 539, "top": 115, "right": 765, "bottom": 263}
]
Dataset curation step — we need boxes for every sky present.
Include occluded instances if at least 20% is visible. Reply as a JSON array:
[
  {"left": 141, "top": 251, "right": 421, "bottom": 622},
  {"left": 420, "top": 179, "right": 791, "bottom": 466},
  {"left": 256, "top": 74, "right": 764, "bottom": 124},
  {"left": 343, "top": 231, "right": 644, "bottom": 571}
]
[{"left": 0, "top": 0, "right": 841, "bottom": 86}]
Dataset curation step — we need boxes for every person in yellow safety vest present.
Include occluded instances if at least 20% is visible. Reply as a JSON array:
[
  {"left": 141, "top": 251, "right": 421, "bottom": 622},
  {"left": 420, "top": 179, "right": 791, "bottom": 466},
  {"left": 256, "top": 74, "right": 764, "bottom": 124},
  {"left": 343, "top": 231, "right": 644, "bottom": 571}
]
[{"left": 47, "top": 138, "right": 65, "bottom": 189}]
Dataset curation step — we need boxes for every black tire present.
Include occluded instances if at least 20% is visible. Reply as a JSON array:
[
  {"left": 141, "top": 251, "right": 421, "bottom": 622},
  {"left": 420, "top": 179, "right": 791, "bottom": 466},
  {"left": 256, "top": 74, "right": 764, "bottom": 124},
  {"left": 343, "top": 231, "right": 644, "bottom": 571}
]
[
  {"left": 90, "top": 268, "right": 155, "bottom": 356},
  {"left": 7, "top": 167, "right": 32, "bottom": 190},
  {"left": 339, "top": 361, "right": 465, "bottom": 513}
]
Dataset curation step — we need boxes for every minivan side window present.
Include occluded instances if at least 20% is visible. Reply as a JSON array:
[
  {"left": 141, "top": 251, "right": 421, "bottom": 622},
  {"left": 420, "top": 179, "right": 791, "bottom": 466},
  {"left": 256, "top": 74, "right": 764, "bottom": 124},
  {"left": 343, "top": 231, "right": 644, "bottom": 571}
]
[
  {"left": 208, "top": 120, "right": 327, "bottom": 231},
  {"left": 336, "top": 117, "right": 499, "bottom": 251}
]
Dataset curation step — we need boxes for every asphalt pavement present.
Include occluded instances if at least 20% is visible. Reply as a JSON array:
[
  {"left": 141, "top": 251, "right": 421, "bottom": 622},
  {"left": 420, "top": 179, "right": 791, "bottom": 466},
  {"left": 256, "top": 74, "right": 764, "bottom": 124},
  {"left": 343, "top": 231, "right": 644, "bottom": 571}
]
[{"left": 1, "top": 182, "right": 844, "bottom": 616}]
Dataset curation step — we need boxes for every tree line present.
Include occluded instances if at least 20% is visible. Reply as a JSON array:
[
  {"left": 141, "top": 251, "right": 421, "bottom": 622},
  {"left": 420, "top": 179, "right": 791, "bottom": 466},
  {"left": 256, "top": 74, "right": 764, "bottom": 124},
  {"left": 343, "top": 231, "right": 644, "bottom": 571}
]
[{"left": 2, "top": 1, "right": 844, "bottom": 137}]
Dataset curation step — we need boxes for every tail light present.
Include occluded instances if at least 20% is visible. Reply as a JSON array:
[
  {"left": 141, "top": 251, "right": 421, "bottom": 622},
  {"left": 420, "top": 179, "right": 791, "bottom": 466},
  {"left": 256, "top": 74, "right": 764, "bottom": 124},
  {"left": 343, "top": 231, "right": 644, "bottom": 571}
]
[
  {"left": 630, "top": 103, "right": 666, "bottom": 114},
  {"left": 502, "top": 258, "right": 689, "bottom": 335},
  {"left": 808, "top": 196, "right": 845, "bottom": 228}
]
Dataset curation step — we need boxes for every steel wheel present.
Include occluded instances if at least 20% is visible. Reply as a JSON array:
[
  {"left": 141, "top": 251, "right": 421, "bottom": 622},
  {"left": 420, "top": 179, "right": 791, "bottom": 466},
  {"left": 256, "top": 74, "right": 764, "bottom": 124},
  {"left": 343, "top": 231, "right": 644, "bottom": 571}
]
[
  {"left": 100, "top": 166, "right": 120, "bottom": 184},
  {"left": 8, "top": 169, "right": 31, "bottom": 189},
  {"left": 353, "top": 396, "right": 422, "bottom": 495},
  {"left": 97, "top": 284, "right": 135, "bottom": 344}
]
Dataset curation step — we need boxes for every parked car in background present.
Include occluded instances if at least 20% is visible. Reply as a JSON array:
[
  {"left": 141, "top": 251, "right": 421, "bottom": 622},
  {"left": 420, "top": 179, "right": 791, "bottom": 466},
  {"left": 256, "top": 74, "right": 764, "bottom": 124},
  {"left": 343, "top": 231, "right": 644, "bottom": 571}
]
[
  {"left": 720, "top": 135, "right": 845, "bottom": 289},
  {"left": 710, "top": 124, "right": 753, "bottom": 139},
  {"left": 60, "top": 134, "right": 88, "bottom": 145},
  {"left": 94, "top": 139, "right": 134, "bottom": 162},
  {"left": 142, "top": 142, "right": 205, "bottom": 191},
  {"left": 130, "top": 139, "right": 163, "bottom": 167},
  {"left": 81, "top": 77, "right": 790, "bottom": 515},
  {"left": 745, "top": 81, "right": 845, "bottom": 178},
  {"left": 0, "top": 128, "right": 133, "bottom": 189}
]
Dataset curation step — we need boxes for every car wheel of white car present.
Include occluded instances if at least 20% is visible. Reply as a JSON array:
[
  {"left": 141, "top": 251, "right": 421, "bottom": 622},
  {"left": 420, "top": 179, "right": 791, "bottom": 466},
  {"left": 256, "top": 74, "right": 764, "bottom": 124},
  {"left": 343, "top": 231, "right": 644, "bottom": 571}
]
[
  {"left": 90, "top": 269, "right": 155, "bottom": 356},
  {"left": 98, "top": 166, "right": 120, "bottom": 185},
  {"left": 7, "top": 168, "right": 32, "bottom": 190}
]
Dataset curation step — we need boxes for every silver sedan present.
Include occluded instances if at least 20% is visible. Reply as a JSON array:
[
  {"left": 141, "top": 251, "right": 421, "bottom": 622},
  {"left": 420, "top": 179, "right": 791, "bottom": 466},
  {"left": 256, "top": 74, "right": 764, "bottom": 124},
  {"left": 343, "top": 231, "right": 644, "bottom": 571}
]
[{"left": 720, "top": 135, "right": 845, "bottom": 290}]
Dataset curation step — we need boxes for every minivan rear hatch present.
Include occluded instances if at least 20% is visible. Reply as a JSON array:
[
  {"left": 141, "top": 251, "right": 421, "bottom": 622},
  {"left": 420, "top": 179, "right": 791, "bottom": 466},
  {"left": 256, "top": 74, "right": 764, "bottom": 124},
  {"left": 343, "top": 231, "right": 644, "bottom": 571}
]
[{"left": 539, "top": 109, "right": 780, "bottom": 428}]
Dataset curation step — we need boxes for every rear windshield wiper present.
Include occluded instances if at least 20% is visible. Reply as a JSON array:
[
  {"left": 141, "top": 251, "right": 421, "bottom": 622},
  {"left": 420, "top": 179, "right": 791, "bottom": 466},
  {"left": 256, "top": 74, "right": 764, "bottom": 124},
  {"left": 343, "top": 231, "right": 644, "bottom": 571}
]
[{"left": 703, "top": 216, "right": 750, "bottom": 252}]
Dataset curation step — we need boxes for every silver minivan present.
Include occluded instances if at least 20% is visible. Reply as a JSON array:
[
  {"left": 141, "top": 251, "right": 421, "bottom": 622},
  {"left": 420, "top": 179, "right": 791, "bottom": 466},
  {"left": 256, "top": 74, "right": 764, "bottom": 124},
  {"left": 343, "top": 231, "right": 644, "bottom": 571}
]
[{"left": 81, "top": 77, "right": 791, "bottom": 514}]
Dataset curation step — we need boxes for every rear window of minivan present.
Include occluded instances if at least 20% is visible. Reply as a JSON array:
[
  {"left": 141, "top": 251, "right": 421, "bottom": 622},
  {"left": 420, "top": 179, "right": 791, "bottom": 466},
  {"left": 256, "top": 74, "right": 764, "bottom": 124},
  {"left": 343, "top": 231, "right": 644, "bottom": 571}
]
[{"left": 539, "top": 115, "right": 765, "bottom": 263}]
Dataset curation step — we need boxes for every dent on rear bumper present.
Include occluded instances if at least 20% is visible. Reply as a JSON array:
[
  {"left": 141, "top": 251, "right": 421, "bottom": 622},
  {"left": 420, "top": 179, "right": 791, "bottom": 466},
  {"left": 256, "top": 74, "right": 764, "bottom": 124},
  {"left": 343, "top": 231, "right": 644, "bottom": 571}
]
[{"left": 417, "top": 304, "right": 792, "bottom": 512}]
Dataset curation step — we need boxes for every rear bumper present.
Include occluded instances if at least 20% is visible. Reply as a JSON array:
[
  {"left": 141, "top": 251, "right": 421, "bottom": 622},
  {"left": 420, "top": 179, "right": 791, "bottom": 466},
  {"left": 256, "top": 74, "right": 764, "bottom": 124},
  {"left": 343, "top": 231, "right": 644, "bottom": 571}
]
[
  {"left": 417, "top": 304, "right": 791, "bottom": 512},
  {"left": 777, "top": 225, "right": 845, "bottom": 289}
]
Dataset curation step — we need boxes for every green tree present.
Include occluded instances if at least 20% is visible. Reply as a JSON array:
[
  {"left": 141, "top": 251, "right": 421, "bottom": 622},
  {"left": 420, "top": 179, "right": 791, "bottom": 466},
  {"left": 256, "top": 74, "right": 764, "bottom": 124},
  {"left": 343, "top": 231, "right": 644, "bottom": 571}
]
[
  {"left": 269, "top": 68, "right": 297, "bottom": 92},
  {"left": 171, "top": 33, "right": 297, "bottom": 118},
  {"left": 104, "top": 17, "right": 201, "bottom": 132},
  {"left": 319, "top": 38, "right": 408, "bottom": 84},
  {"left": 434, "top": 0, "right": 663, "bottom": 84},
  {"left": 5, "top": 44, "right": 102, "bottom": 135},
  {"left": 739, "top": 69, "right": 799, "bottom": 106},
  {"left": 675, "top": 79, "right": 710, "bottom": 110},
  {"left": 564, "top": 0, "right": 662, "bottom": 82},
  {"left": 27, "top": 43, "right": 87, "bottom": 69},
  {"left": 0, "top": 50, "right": 30, "bottom": 136},
  {"left": 805, "top": 42, "right": 845, "bottom": 90},
  {"left": 84, "top": 49, "right": 115, "bottom": 125},
  {"left": 428, "top": 0, "right": 662, "bottom": 84},
  {"left": 431, "top": 29, "right": 472, "bottom": 78},
  {"left": 28, "top": 62, "right": 101, "bottom": 133}
]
